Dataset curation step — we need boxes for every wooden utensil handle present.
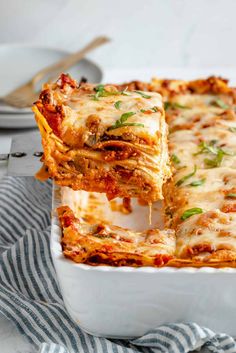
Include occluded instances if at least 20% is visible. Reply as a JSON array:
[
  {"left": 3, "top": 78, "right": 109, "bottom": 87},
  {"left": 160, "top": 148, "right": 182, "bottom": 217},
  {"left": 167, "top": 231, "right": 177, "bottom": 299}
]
[{"left": 32, "top": 36, "right": 110, "bottom": 86}]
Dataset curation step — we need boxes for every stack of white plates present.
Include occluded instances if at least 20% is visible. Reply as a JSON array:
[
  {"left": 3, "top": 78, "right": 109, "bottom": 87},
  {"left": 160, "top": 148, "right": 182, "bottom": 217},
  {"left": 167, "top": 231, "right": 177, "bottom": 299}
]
[{"left": 0, "top": 45, "right": 103, "bottom": 128}]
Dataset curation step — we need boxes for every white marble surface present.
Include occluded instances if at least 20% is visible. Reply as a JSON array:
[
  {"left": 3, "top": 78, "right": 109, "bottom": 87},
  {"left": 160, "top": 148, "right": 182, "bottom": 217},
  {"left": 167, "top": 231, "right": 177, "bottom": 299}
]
[{"left": 0, "top": 315, "right": 35, "bottom": 353}]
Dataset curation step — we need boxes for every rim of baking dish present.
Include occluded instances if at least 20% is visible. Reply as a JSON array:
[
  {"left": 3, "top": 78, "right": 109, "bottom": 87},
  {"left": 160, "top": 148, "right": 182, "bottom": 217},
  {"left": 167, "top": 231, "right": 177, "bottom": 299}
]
[{"left": 51, "top": 183, "right": 236, "bottom": 274}]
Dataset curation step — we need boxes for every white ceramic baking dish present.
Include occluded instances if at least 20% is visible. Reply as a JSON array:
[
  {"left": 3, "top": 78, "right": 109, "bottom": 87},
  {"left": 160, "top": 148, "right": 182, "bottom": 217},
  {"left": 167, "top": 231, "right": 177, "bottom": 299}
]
[{"left": 51, "top": 184, "right": 236, "bottom": 338}]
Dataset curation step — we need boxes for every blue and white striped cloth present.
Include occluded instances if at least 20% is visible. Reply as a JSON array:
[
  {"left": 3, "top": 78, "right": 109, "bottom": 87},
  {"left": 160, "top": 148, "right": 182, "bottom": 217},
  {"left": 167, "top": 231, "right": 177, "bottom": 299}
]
[{"left": 0, "top": 176, "right": 235, "bottom": 353}]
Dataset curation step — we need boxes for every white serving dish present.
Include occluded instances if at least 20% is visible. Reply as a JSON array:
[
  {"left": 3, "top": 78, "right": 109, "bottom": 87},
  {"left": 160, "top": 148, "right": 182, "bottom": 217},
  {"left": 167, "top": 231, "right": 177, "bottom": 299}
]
[{"left": 51, "top": 184, "right": 236, "bottom": 338}]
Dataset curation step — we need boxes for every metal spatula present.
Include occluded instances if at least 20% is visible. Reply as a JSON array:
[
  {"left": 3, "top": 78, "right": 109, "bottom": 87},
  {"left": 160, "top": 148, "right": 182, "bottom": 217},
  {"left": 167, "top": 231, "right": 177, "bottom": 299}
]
[{"left": 1, "top": 132, "right": 43, "bottom": 176}]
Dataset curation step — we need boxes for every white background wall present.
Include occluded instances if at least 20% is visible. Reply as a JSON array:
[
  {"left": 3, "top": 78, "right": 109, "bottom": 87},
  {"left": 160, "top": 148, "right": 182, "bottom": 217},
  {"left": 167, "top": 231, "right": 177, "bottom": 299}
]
[{"left": 0, "top": 0, "right": 236, "bottom": 70}]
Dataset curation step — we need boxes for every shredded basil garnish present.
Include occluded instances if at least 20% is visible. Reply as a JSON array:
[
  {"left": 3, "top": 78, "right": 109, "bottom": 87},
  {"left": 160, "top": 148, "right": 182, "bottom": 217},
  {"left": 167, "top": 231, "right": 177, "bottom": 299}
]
[
  {"left": 108, "top": 112, "right": 144, "bottom": 130},
  {"left": 92, "top": 84, "right": 120, "bottom": 100},
  {"left": 114, "top": 101, "right": 122, "bottom": 110},
  {"left": 225, "top": 193, "right": 236, "bottom": 199},
  {"left": 194, "top": 140, "right": 218, "bottom": 155},
  {"left": 164, "top": 102, "right": 189, "bottom": 110},
  {"left": 121, "top": 87, "right": 129, "bottom": 96},
  {"left": 140, "top": 106, "right": 159, "bottom": 113},
  {"left": 171, "top": 154, "right": 181, "bottom": 164},
  {"left": 194, "top": 140, "right": 234, "bottom": 168},
  {"left": 181, "top": 208, "right": 203, "bottom": 220},
  {"left": 92, "top": 84, "right": 104, "bottom": 100},
  {"left": 204, "top": 150, "right": 225, "bottom": 168},
  {"left": 211, "top": 99, "right": 229, "bottom": 110},
  {"left": 229, "top": 127, "right": 236, "bottom": 132},
  {"left": 188, "top": 178, "right": 206, "bottom": 187},
  {"left": 176, "top": 165, "right": 197, "bottom": 187},
  {"left": 134, "top": 90, "right": 151, "bottom": 99}
]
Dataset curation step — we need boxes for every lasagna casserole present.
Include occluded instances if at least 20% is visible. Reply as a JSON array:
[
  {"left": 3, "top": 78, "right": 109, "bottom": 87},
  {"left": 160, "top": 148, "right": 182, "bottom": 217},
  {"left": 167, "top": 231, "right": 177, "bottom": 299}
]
[
  {"left": 150, "top": 76, "right": 236, "bottom": 266},
  {"left": 33, "top": 74, "right": 171, "bottom": 202},
  {"left": 58, "top": 205, "right": 175, "bottom": 267},
  {"left": 36, "top": 74, "right": 236, "bottom": 268}
]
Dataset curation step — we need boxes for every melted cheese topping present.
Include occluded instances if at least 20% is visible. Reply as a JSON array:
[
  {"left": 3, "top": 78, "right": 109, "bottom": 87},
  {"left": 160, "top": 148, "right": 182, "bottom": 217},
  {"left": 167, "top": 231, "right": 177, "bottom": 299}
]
[
  {"left": 153, "top": 77, "right": 236, "bottom": 263},
  {"left": 63, "top": 90, "right": 163, "bottom": 137},
  {"left": 34, "top": 78, "right": 171, "bottom": 202},
  {"left": 176, "top": 210, "right": 236, "bottom": 258},
  {"left": 58, "top": 205, "right": 175, "bottom": 267}
]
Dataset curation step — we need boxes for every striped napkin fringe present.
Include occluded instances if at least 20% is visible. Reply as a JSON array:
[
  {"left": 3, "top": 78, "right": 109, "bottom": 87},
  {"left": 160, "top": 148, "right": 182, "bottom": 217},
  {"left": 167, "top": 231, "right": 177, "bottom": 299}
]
[{"left": 0, "top": 176, "right": 235, "bottom": 353}]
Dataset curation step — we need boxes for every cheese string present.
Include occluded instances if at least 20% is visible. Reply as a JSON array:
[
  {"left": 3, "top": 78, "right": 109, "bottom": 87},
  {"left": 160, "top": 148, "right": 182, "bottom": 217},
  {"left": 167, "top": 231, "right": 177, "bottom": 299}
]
[{"left": 149, "top": 202, "right": 153, "bottom": 225}]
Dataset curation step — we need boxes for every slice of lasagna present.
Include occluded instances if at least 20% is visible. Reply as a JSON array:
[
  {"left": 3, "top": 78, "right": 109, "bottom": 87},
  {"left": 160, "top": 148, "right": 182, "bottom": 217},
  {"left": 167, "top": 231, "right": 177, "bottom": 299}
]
[
  {"left": 33, "top": 74, "right": 171, "bottom": 202},
  {"left": 150, "top": 76, "right": 236, "bottom": 266},
  {"left": 57, "top": 205, "right": 175, "bottom": 267}
]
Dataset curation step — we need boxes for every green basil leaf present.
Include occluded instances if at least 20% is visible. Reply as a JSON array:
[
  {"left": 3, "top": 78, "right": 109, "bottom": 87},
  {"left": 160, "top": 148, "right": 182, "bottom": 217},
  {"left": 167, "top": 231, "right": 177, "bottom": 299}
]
[
  {"left": 181, "top": 207, "right": 203, "bottom": 220},
  {"left": 204, "top": 149, "right": 224, "bottom": 168},
  {"left": 164, "top": 102, "right": 189, "bottom": 110},
  {"left": 94, "top": 84, "right": 105, "bottom": 92},
  {"left": 140, "top": 106, "right": 159, "bottom": 113},
  {"left": 108, "top": 122, "right": 144, "bottom": 130},
  {"left": 188, "top": 178, "right": 206, "bottom": 187},
  {"left": 134, "top": 90, "right": 151, "bottom": 99},
  {"left": 176, "top": 165, "right": 197, "bottom": 187},
  {"left": 151, "top": 106, "right": 159, "bottom": 112},
  {"left": 120, "top": 112, "right": 136, "bottom": 124},
  {"left": 211, "top": 99, "right": 229, "bottom": 110},
  {"left": 164, "top": 102, "right": 170, "bottom": 110},
  {"left": 174, "top": 102, "right": 189, "bottom": 109},
  {"left": 171, "top": 154, "right": 181, "bottom": 164},
  {"left": 108, "top": 111, "right": 144, "bottom": 130},
  {"left": 121, "top": 87, "right": 129, "bottom": 96},
  {"left": 194, "top": 140, "right": 218, "bottom": 155},
  {"left": 229, "top": 127, "right": 236, "bottom": 132},
  {"left": 114, "top": 101, "right": 122, "bottom": 110},
  {"left": 92, "top": 84, "right": 105, "bottom": 100},
  {"left": 92, "top": 95, "right": 99, "bottom": 101},
  {"left": 225, "top": 193, "right": 236, "bottom": 198},
  {"left": 194, "top": 141, "right": 233, "bottom": 164},
  {"left": 92, "top": 84, "right": 120, "bottom": 100}
]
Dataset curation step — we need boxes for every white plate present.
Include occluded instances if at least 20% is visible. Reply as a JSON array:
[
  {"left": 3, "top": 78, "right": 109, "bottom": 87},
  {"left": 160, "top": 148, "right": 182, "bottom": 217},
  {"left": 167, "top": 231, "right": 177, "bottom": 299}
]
[{"left": 0, "top": 44, "right": 103, "bottom": 128}]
